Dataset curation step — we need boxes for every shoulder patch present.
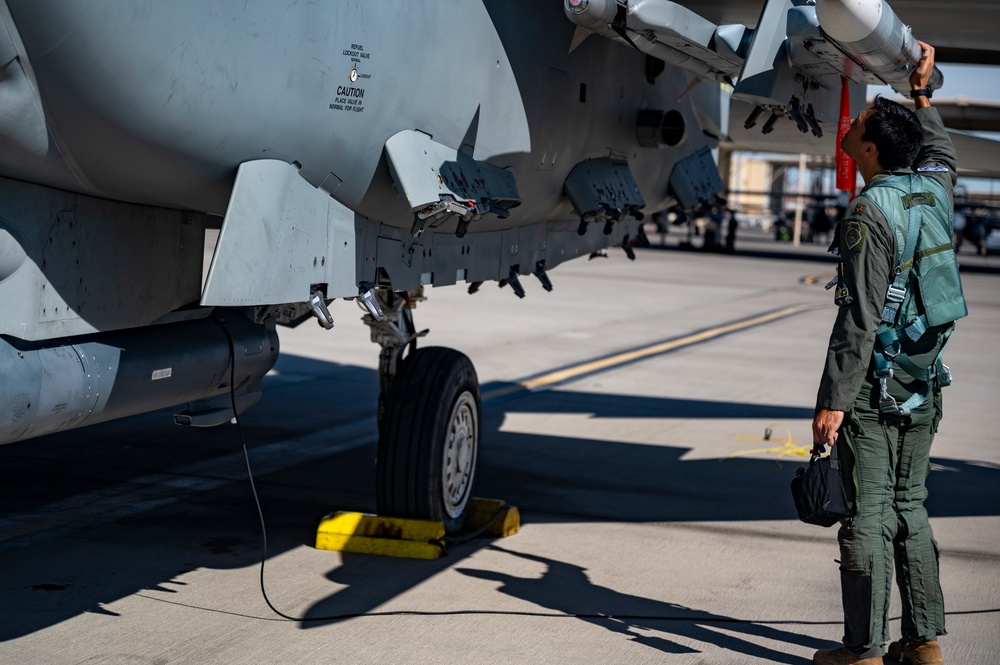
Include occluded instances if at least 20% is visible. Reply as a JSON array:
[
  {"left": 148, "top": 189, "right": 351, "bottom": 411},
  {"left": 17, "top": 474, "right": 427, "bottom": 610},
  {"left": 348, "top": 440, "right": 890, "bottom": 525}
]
[
  {"left": 844, "top": 221, "right": 867, "bottom": 252},
  {"left": 854, "top": 203, "right": 866, "bottom": 215},
  {"left": 917, "top": 165, "right": 949, "bottom": 173}
]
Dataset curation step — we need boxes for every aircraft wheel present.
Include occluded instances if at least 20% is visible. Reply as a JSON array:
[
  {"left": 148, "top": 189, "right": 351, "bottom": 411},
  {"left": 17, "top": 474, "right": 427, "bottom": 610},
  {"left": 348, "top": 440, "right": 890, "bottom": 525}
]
[{"left": 376, "top": 346, "right": 480, "bottom": 534}]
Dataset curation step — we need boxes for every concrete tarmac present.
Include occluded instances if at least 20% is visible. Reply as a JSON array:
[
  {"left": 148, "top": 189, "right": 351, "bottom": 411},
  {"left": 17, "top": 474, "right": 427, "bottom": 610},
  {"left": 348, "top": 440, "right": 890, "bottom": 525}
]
[{"left": 1, "top": 241, "right": 998, "bottom": 664}]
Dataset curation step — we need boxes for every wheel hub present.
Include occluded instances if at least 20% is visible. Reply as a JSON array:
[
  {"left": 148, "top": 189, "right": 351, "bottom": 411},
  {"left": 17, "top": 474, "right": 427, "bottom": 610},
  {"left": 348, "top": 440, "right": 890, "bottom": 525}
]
[{"left": 442, "top": 390, "right": 477, "bottom": 519}]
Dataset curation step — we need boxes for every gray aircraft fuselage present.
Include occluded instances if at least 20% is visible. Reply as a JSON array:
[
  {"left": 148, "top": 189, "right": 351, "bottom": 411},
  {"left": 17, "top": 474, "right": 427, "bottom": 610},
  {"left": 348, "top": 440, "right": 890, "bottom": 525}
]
[
  {"left": 0, "top": 0, "right": 728, "bottom": 445},
  {"left": 1, "top": 0, "right": 718, "bottom": 229}
]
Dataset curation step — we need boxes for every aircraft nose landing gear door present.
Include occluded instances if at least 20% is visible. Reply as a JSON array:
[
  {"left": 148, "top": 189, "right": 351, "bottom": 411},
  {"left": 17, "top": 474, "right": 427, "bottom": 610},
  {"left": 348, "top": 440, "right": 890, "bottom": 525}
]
[{"left": 362, "top": 287, "right": 480, "bottom": 535}]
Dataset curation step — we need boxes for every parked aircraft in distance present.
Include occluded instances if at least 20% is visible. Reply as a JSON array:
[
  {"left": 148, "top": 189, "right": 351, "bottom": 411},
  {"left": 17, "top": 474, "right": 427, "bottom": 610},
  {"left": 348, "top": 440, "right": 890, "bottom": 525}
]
[{"left": 1, "top": 0, "right": 998, "bottom": 532}]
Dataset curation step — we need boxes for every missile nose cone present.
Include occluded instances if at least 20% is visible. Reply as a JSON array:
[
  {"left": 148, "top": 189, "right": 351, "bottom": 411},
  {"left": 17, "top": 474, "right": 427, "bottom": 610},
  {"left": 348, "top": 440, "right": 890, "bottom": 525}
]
[
  {"left": 815, "top": 0, "right": 883, "bottom": 42},
  {"left": 564, "top": 0, "right": 616, "bottom": 27}
]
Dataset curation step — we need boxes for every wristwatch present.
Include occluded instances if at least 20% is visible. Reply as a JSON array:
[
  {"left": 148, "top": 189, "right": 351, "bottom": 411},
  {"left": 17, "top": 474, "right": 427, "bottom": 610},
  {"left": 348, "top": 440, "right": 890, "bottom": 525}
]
[{"left": 910, "top": 87, "right": 933, "bottom": 99}]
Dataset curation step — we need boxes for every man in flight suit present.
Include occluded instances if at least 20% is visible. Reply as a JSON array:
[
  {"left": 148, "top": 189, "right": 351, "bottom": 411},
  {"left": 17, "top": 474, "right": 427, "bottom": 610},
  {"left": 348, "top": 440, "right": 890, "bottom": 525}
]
[{"left": 811, "top": 42, "right": 965, "bottom": 665}]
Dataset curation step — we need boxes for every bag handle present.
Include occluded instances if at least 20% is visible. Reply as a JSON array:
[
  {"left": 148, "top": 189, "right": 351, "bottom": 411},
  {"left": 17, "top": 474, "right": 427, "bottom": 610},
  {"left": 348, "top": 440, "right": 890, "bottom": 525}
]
[{"left": 808, "top": 442, "right": 841, "bottom": 470}]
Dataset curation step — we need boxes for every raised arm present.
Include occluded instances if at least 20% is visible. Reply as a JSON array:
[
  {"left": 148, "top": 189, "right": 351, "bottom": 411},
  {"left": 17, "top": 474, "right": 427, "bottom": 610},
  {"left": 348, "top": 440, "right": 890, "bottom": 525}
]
[{"left": 910, "top": 41, "right": 958, "bottom": 185}]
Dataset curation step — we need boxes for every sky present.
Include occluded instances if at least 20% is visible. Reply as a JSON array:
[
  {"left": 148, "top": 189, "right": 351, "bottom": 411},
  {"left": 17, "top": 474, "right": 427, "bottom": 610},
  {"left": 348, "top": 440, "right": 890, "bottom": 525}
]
[{"left": 876, "top": 63, "right": 1000, "bottom": 104}]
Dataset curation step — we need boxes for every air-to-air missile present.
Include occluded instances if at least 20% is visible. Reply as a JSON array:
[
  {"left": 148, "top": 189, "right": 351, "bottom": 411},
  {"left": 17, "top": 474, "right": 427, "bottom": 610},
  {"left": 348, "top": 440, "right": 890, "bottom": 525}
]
[{"left": 816, "top": 0, "right": 943, "bottom": 94}]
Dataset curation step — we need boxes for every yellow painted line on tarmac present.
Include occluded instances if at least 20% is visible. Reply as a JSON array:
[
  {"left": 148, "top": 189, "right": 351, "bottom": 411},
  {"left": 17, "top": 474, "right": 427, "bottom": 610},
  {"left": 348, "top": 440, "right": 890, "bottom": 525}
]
[{"left": 482, "top": 302, "right": 825, "bottom": 401}]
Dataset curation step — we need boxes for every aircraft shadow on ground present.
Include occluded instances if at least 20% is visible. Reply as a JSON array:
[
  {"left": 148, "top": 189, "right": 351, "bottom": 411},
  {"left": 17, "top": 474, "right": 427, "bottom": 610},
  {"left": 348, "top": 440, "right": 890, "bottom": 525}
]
[
  {"left": 1, "top": 355, "right": 997, "bottom": 657},
  {"left": 486, "top": 381, "right": 817, "bottom": 420},
  {"left": 457, "top": 545, "right": 827, "bottom": 664},
  {"left": 476, "top": 382, "right": 1000, "bottom": 523},
  {"left": 301, "top": 543, "right": 826, "bottom": 664}
]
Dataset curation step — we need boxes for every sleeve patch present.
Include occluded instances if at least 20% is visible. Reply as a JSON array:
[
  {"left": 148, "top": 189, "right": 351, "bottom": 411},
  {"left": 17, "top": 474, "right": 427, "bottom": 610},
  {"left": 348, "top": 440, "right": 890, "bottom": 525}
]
[
  {"left": 917, "top": 164, "right": 949, "bottom": 172},
  {"left": 845, "top": 222, "right": 867, "bottom": 252},
  {"left": 835, "top": 284, "right": 853, "bottom": 306}
]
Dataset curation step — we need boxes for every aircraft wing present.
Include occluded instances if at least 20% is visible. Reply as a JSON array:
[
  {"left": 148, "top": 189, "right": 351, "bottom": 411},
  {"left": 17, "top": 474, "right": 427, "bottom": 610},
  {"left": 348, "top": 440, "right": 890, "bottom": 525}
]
[
  {"left": 567, "top": 0, "right": 1000, "bottom": 159},
  {"left": 674, "top": 0, "right": 1000, "bottom": 173},
  {"left": 726, "top": 100, "right": 1000, "bottom": 179},
  {"left": 945, "top": 131, "right": 1000, "bottom": 179}
]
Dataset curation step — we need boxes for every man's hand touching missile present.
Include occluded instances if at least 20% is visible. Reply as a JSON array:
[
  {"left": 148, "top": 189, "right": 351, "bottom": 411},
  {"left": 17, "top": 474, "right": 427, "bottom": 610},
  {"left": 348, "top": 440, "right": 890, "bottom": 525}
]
[{"left": 911, "top": 40, "right": 935, "bottom": 109}]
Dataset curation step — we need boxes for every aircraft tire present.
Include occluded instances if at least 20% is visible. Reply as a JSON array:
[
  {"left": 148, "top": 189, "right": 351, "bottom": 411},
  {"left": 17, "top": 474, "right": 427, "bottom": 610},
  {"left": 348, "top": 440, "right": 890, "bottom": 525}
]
[{"left": 376, "top": 346, "right": 480, "bottom": 534}]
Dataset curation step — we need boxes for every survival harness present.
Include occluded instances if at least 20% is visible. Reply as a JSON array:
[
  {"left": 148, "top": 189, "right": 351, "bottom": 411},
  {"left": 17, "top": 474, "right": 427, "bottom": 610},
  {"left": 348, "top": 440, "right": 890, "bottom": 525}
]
[{"left": 859, "top": 173, "right": 968, "bottom": 417}]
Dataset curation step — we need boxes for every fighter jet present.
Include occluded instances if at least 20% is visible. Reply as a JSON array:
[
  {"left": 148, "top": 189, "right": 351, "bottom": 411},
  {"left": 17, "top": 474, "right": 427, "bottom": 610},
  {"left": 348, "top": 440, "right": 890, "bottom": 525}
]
[{"left": 1, "top": 0, "right": 997, "bottom": 533}]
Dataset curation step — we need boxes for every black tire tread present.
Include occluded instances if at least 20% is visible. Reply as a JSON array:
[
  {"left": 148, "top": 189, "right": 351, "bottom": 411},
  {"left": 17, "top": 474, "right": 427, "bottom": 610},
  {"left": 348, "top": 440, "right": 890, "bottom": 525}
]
[{"left": 376, "top": 346, "right": 479, "bottom": 532}]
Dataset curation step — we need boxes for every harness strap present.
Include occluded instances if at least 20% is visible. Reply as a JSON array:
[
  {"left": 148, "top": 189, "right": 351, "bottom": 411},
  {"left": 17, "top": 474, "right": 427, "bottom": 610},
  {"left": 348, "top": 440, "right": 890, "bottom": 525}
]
[
  {"left": 880, "top": 175, "right": 923, "bottom": 326},
  {"left": 876, "top": 325, "right": 954, "bottom": 416},
  {"left": 875, "top": 316, "right": 930, "bottom": 353},
  {"left": 880, "top": 382, "right": 933, "bottom": 418},
  {"left": 904, "top": 315, "right": 928, "bottom": 341}
]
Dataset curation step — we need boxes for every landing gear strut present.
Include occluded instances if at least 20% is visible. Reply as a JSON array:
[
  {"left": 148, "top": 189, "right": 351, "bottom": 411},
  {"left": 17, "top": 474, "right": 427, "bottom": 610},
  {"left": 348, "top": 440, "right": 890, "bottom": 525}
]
[
  {"left": 362, "top": 286, "right": 481, "bottom": 534},
  {"left": 360, "top": 286, "right": 428, "bottom": 423}
]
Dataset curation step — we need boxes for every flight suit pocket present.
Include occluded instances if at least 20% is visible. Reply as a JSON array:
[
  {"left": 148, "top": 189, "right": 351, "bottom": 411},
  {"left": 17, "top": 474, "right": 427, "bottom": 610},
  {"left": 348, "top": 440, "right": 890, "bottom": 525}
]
[
  {"left": 839, "top": 411, "right": 864, "bottom": 516},
  {"left": 931, "top": 390, "right": 943, "bottom": 435}
]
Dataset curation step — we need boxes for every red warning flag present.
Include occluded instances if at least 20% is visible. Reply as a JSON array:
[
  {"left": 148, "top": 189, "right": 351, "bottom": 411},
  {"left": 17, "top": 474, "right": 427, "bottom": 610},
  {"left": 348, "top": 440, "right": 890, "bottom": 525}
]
[{"left": 835, "top": 77, "right": 855, "bottom": 194}]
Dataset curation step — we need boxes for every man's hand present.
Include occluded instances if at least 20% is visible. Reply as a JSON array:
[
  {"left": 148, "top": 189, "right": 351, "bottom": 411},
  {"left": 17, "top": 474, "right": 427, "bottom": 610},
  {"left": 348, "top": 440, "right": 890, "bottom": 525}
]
[
  {"left": 911, "top": 40, "right": 935, "bottom": 109},
  {"left": 812, "top": 408, "right": 844, "bottom": 448}
]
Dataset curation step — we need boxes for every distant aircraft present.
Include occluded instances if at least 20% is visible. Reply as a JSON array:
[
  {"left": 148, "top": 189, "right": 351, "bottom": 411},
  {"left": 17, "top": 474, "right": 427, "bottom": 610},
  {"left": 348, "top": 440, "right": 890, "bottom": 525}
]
[{"left": 1, "top": 0, "right": 998, "bottom": 532}]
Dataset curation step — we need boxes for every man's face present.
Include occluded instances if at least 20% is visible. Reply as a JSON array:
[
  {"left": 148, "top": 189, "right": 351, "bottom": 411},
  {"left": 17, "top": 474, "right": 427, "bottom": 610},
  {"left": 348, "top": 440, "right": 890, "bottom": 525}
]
[{"left": 841, "top": 107, "right": 873, "bottom": 161}]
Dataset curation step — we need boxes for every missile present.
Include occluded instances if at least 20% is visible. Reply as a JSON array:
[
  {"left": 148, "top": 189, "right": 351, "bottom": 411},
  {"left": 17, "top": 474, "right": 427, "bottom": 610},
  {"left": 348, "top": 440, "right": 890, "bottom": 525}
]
[
  {"left": 815, "top": 0, "right": 943, "bottom": 94},
  {"left": 564, "top": 0, "right": 618, "bottom": 32},
  {"left": 564, "top": 0, "right": 735, "bottom": 83}
]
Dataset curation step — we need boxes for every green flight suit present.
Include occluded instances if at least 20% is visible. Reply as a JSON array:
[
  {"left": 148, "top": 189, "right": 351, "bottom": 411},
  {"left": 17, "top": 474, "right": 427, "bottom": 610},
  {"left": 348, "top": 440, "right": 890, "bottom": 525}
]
[{"left": 816, "top": 108, "right": 957, "bottom": 659}]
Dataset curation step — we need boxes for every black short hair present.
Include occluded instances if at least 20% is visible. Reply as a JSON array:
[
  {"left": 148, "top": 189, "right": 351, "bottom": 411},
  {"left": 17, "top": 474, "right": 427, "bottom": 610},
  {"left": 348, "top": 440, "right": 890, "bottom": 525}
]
[{"left": 862, "top": 96, "right": 924, "bottom": 171}]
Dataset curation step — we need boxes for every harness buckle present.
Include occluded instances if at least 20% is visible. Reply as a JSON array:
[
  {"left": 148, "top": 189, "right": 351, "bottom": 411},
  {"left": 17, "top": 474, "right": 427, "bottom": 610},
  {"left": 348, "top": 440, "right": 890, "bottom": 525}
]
[
  {"left": 874, "top": 364, "right": 894, "bottom": 379},
  {"left": 879, "top": 394, "right": 900, "bottom": 414},
  {"left": 885, "top": 284, "right": 906, "bottom": 303},
  {"left": 939, "top": 363, "right": 953, "bottom": 387},
  {"left": 878, "top": 375, "right": 900, "bottom": 414}
]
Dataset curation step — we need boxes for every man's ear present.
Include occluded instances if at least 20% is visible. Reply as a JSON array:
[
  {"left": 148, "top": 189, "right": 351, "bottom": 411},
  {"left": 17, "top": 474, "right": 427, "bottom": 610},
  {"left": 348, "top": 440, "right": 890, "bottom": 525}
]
[{"left": 865, "top": 142, "right": 881, "bottom": 169}]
